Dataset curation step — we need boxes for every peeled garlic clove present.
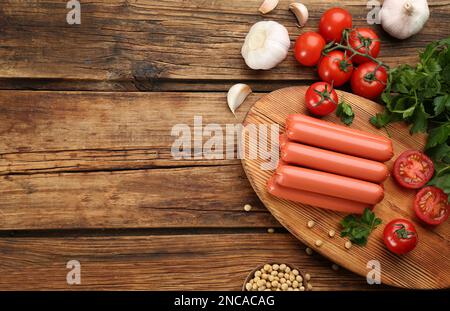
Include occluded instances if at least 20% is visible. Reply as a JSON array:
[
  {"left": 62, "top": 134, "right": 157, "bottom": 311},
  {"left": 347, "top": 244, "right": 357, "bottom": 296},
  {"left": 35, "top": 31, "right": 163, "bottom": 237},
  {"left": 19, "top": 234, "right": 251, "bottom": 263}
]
[
  {"left": 289, "top": 3, "right": 309, "bottom": 27},
  {"left": 241, "top": 21, "right": 290, "bottom": 70},
  {"left": 259, "top": 0, "right": 279, "bottom": 14},
  {"left": 227, "top": 84, "right": 252, "bottom": 115}
]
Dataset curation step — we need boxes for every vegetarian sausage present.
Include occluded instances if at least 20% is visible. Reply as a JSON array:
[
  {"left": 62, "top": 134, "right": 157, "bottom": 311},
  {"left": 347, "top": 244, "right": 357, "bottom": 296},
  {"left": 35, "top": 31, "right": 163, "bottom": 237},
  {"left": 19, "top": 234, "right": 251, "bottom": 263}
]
[
  {"left": 280, "top": 138, "right": 389, "bottom": 183},
  {"left": 275, "top": 164, "right": 384, "bottom": 205},
  {"left": 267, "top": 176, "right": 371, "bottom": 214},
  {"left": 279, "top": 133, "right": 289, "bottom": 150},
  {"left": 287, "top": 114, "right": 392, "bottom": 145},
  {"left": 285, "top": 114, "right": 393, "bottom": 162}
]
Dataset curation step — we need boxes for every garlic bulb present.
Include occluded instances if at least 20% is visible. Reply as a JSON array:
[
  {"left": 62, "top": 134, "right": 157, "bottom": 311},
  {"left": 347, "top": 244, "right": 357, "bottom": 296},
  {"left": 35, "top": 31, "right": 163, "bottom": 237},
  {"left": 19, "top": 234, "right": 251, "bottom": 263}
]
[
  {"left": 241, "top": 21, "right": 290, "bottom": 70},
  {"left": 227, "top": 84, "right": 252, "bottom": 115},
  {"left": 380, "top": 0, "right": 430, "bottom": 40}
]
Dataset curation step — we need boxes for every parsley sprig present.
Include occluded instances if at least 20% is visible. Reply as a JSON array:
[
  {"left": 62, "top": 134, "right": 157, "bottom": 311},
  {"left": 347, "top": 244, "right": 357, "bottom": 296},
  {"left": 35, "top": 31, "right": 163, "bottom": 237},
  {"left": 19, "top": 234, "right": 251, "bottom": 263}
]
[
  {"left": 370, "top": 38, "right": 450, "bottom": 201},
  {"left": 340, "top": 208, "right": 382, "bottom": 246},
  {"left": 336, "top": 101, "right": 355, "bottom": 125}
]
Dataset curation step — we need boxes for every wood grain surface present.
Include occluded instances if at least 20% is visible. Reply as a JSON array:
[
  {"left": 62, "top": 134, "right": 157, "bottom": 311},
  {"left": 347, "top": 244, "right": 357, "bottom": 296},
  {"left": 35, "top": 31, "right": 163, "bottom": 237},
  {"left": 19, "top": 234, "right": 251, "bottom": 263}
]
[
  {"left": 0, "top": 91, "right": 256, "bottom": 173},
  {"left": 0, "top": 233, "right": 387, "bottom": 290},
  {"left": 242, "top": 87, "right": 450, "bottom": 289},
  {"left": 0, "top": 0, "right": 449, "bottom": 91},
  {"left": 0, "top": 0, "right": 449, "bottom": 291},
  {"left": 0, "top": 91, "right": 278, "bottom": 230}
]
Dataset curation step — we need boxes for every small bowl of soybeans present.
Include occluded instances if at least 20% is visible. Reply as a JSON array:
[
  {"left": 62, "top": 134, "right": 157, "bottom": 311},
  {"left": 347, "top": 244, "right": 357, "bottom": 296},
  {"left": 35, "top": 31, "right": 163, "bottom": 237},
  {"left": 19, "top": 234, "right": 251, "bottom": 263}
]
[{"left": 242, "top": 263, "right": 311, "bottom": 291}]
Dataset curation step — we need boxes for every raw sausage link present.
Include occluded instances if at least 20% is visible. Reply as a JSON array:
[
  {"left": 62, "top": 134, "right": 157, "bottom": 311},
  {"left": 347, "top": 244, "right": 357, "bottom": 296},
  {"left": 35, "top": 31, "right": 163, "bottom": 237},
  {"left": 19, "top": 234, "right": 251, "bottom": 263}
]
[
  {"left": 275, "top": 164, "right": 384, "bottom": 205},
  {"left": 287, "top": 114, "right": 392, "bottom": 145},
  {"left": 279, "top": 133, "right": 289, "bottom": 150},
  {"left": 285, "top": 114, "right": 393, "bottom": 162},
  {"left": 280, "top": 137, "right": 389, "bottom": 183},
  {"left": 267, "top": 176, "right": 371, "bottom": 214}
]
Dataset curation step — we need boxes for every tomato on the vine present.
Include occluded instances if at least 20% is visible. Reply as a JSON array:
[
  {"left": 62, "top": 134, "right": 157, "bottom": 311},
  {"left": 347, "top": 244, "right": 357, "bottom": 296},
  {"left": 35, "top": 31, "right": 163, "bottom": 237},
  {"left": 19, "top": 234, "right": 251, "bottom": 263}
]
[
  {"left": 305, "top": 82, "right": 338, "bottom": 116},
  {"left": 383, "top": 219, "right": 418, "bottom": 255},
  {"left": 393, "top": 150, "right": 434, "bottom": 189},
  {"left": 318, "top": 50, "right": 353, "bottom": 87},
  {"left": 414, "top": 186, "right": 449, "bottom": 226},
  {"left": 319, "top": 8, "right": 352, "bottom": 43},
  {"left": 350, "top": 62, "right": 387, "bottom": 99},
  {"left": 348, "top": 28, "right": 380, "bottom": 64},
  {"left": 294, "top": 32, "right": 326, "bottom": 67}
]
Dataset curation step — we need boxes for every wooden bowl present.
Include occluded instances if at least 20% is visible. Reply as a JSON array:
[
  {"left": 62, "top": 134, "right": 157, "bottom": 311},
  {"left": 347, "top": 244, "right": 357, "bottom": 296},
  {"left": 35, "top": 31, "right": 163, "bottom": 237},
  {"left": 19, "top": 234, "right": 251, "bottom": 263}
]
[{"left": 242, "top": 263, "right": 310, "bottom": 291}]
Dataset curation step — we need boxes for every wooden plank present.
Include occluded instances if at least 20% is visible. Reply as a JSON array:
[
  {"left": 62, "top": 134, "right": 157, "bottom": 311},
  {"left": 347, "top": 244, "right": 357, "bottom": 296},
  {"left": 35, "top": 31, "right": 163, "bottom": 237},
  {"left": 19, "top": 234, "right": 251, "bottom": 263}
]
[
  {"left": 0, "top": 77, "right": 315, "bottom": 92},
  {"left": 0, "top": 90, "right": 257, "bottom": 174},
  {"left": 0, "top": 90, "right": 283, "bottom": 230},
  {"left": 0, "top": 165, "right": 280, "bottom": 230},
  {"left": 0, "top": 0, "right": 448, "bottom": 91},
  {"left": 0, "top": 233, "right": 388, "bottom": 290}
]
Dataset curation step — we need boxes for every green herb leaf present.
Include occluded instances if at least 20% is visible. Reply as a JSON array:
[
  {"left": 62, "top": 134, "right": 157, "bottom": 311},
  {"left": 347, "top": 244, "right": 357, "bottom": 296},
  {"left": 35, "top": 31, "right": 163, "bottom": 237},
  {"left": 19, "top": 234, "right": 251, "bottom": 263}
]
[
  {"left": 410, "top": 103, "right": 429, "bottom": 134},
  {"left": 340, "top": 208, "right": 382, "bottom": 246},
  {"left": 371, "top": 38, "right": 450, "bottom": 195},
  {"left": 433, "top": 95, "right": 450, "bottom": 116},
  {"left": 336, "top": 102, "right": 355, "bottom": 125},
  {"left": 370, "top": 111, "right": 400, "bottom": 128},
  {"left": 425, "top": 124, "right": 450, "bottom": 150},
  {"left": 426, "top": 143, "right": 450, "bottom": 163}
]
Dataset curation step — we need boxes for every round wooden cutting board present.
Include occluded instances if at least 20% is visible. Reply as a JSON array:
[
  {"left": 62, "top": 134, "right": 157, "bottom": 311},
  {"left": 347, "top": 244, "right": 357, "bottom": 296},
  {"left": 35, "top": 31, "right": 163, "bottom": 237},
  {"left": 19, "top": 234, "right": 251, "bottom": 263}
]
[{"left": 241, "top": 86, "right": 450, "bottom": 289}]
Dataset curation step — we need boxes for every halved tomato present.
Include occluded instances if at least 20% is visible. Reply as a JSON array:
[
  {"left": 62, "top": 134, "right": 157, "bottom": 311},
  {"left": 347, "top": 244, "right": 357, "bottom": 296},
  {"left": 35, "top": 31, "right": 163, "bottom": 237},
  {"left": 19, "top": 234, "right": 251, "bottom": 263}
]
[
  {"left": 393, "top": 150, "right": 434, "bottom": 189},
  {"left": 414, "top": 186, "right": 449, "bottom": 226}
]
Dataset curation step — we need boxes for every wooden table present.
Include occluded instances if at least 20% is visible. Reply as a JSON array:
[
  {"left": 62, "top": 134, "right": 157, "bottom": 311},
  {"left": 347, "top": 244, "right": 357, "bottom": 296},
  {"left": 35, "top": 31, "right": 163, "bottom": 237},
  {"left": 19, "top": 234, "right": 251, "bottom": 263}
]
[{"left": 0, "top": 0, "right": 448, "bottom": 290}]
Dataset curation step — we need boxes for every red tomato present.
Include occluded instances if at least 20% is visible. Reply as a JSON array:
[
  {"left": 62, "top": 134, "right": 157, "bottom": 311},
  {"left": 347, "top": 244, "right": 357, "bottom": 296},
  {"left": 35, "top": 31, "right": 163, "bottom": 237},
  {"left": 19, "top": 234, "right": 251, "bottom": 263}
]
[
  {"left": 318, "top": 51, "right": 353, "bottom": 87},
  {"left": 294, "top": 32, "right": 326, "bottom": 67},
  {"left": 414, "top": 186, "right": 449, "bottom": 226},
  {"left": 319, "top": 8, "right": 352, "bottom": 43},
  {"left": 393, "top": 150, "right": 434, "bottom": 189},
  {"left": 350, "top": 62, "right": 387, "bottom": 99},
  {"left": 348, "top": 28, "right": 380, "bottom": 64},
  {"left": 383, "top": 219, "right": 418, "bottom": 255},
  {"left": 305, "top": 82, "right": 338, "bottom": 116}
]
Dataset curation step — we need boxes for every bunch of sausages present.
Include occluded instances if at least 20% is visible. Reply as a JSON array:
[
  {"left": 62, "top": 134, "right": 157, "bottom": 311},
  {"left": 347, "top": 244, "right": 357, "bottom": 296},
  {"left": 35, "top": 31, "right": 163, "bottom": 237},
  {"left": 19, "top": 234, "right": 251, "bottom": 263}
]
[{"left": 267, "top": 114, "right": 394, "bottom": 214}]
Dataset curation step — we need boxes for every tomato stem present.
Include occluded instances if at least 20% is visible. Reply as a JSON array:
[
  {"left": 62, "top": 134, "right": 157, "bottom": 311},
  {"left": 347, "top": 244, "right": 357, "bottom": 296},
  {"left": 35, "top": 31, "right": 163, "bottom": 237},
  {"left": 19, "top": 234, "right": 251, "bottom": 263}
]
[
  {"left": 394, "top": 224, "right": 416, "bottom": 240},
  {"left": 313, "top": 83, "right": 337, "bottom": 107},
  {"left": 323, "top": 30, "right": 389, "bottom": 77}
]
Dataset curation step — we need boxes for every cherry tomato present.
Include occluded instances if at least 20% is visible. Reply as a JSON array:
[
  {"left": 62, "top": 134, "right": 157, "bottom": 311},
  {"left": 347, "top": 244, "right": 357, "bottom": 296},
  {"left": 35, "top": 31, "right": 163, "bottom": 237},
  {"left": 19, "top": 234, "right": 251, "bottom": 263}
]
[
  {"left": 294, "top": 32, "right": 326, "bottom": 67},
  {"left": 318, "top": 51, "right": 353, "bottom": 87},
  {"left": 393, "top": 150, "right": 434, "bottom": 189},
  {"left": 383, "top": 219, "right": 418, "bottom": 255},
  {"left": 348, "top": 28, "right": 380, "bottom": 64},
  {"left": 350, "top": 62, "right": 387, "bottom": 99},
  {"left": 414, "top": 186, "right": 449, "bottom": 226},
  {"left": 319, "top": 8, "right": 352, "bottom": 43},
  {"left": 305, "top": 82, "right": 338, "bottom": 116}
]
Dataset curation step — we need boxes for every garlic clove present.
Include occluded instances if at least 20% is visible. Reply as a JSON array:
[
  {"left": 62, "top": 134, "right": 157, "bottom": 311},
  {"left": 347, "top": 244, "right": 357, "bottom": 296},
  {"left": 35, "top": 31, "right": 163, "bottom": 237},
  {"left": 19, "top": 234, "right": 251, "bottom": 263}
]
[
  {"left": 259, "top": 0, "right": 279, "bottom": 14},
  {"left": 289, "top": 3, "right": 309, "bottom": 27},
  {"left": 227, "top": 84, "right": 252, "bottom": 115}
]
